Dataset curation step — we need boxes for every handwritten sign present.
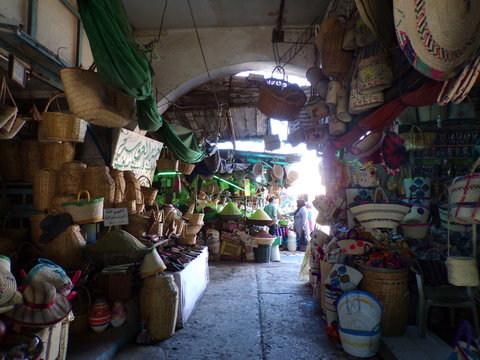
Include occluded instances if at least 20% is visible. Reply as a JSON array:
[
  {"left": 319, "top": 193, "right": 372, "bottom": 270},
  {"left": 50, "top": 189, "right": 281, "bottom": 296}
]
[
  {"left": 103, "top": 208, "right": 129, "bottom": 226},
  {"left": 111, "top": 128, "right": 163, "bottom": 182}
]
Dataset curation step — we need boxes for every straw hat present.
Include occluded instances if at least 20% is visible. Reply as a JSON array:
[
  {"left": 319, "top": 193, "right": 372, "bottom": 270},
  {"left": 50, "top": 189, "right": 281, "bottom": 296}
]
[
  {"left": 6, "top": 282, "right": 71, "bottom": 326},
  {"left": 252, "top": 162, "right": 263, "bottom": 177},
  {"left": 24, "top": 259, "right": 74, "bottom": 297},
  {"left": 394, "top": 0, "right": 480, "bottom": 81},
  {"left": 270, "top": 164, "right": 284, "bottom": 180},
  {"left": 0, "top": 256, "right": 23, "bottom": 314},
  {"left": 140, "top": 249, "right": 166, "bottom": 278},
  {"left": 286, "top": 170, "right": 299, "bottom": 185},
  {"left": 355, "top": 0, "right": 396, "bottom": 48}
]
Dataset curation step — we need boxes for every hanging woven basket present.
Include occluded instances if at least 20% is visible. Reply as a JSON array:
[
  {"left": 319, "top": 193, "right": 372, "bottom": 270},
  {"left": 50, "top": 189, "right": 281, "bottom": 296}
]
[{"left": 257, "top": 67, "right": 307, "bottom": 121}]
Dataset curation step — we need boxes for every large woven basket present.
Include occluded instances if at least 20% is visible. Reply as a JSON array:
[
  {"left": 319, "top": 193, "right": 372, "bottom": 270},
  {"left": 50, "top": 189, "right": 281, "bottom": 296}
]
[
  {"left": 33, "top": 168, "right": 58, "bottom": 212},
  {"left": 43, "top": 225, "right": 86, "bottom": 270},
  {"left": 140, "top": 274, "right": 179, "bottom": 341},
  {"left": 157, "top": 159, "right": 179, "bottom": 172},
  {"left": 124, "top": 171, "right": 143, "bottom": 210},
  {"left": 62, "top": 190, "right": 104, "bottom": 224},
  {"left": 258, "top": 67, "right": 307, "bottom": 121},
  {"left": 110, "top": 169, "right": 126, "bottom": 204},
  {"left": 84, "top": 166, "right": 115, "bottom": 208},
  {"left": 126, "top": 213, "right": 150, "bottom": 239},
  {"left": 50, "top": 194, "right": 76, "bottom": 214},
  {"left": 41, "top": 142, "right": 75, "bottom": 170},
  {"left": 178, "top": 161, "right": 195, "bottom": 175},
  {"left": 0, "top": 140, "right": 23, "bottom": 181},
  {"left": 38, "top": 93, "right": 87, "bottom": 143},
  {"left": 60, "top": 68, "right": 134, "bottom": 128},
  {"left": 138, "top": 175, "right": 158, "bottom": 206},
  {"left": 358, "top": 264, "right": 409, "bottom": 336},
  {"left": 58, "top": 161, "right": 87, "bottom": 196},
  {"left": 21, "top": 140, "right": 42, "bottom": 183},
  {"left": 399, "top": 126, "right": 437, "bottom": 151},
  {"left": 447, "top": 158, "right": 480, "bottom": 207}
]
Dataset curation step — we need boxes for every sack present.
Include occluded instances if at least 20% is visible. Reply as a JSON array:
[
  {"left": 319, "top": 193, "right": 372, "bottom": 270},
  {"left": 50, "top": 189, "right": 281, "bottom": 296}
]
[{"left": 399, "top": 126, "right": 437, "bottom": 151}]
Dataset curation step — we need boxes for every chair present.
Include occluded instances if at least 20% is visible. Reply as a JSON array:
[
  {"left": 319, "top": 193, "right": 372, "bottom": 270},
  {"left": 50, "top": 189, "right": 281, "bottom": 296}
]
[{"left": 412, "top": 260, "right": 480, "bottom": 338}]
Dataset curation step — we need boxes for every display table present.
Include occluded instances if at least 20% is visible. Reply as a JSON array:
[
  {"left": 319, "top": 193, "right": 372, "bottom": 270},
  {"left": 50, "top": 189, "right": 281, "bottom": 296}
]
[{"left": 168, "top": 246, "right": 209, "bottom": 328}]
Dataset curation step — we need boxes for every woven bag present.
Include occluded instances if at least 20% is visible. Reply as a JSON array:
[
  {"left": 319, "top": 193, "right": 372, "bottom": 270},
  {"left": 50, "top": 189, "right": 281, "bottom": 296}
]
[
  {"left": 357, "top": 46, "right": 393, "bottom": 94},
  {"left": 114, "top": 188, "right": 137, "bottom": 214},
  {"left": 50, "top": 194, "right": 76, "bottom": 214},
  {"left": 399, "top": 126, "right": 437, "bottom": 151},
  {"left": 328, "top": 115, "right": 346, "bottom": 136},
  {"left": 62, "top": 190, "right": 104, "bottom": 224},
  {"left": 41, "top": 142, "right": 75, "bottom": 170},
  {"left": 138, "top": 175, "right": 158, "bottom": 206},
  {"left": 257, "top": 66, "right": 307, "bottom": 121},
  {"left": 349, "top": 77, "right": 384, "bottom": 115},
  {"left": 126, "top": 213, "right": 150, "bottom": 239},
  {"left": 124, "top": 171, "right": 144, "bottom": 211},
  {"left": 43, "top": 225, "right": 86, "bottom": 270},
  {"left": 317, "top": 17, "right": 353, "bottom": 79},
  {"left": 38, "top": 93, "right": 87, "bottom": 143},
  {"left": 0, "top": 77, "right": 18, "bottom": 131},
  {"left": 84, "top": 166, "right": 115, "bottom": 208},
  {"left": 110, "top": 169, "right": 126, "bottom": 204},
  {"left": 58, "top": 161, "right": 86, "bottom": 196},
  {"left": 0, "top": 116, "right": 25, "bottom": 140},
  {"left": 33, "top": 168, "right": 58, "bottom": 212},
  {"left": 60, "top": 68, "right": 134, "bottom": 128}
]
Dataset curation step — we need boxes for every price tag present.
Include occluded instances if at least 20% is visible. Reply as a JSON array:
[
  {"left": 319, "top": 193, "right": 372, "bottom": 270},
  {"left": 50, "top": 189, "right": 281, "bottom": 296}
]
[{"left": 103, "top": 208, "right": 129, "bottom": 226}]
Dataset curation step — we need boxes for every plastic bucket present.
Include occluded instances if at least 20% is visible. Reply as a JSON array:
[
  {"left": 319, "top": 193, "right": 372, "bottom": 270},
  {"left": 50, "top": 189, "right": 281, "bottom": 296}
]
[
  {"left": 270, "top": 245, "right": 281, "bottom": 262},
  {"left": 254, "top": 244, "right": 271, "bottom": 263}
]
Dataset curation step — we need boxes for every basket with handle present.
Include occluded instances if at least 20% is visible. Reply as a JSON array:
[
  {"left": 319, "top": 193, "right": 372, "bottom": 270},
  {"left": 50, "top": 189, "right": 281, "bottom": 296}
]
[
  {"left": 114, "top": 188, "right": 137, "bottom": 214},
  {"left": 178, "top": 226, "right": 197, "bottom": 245},
  {"left": 38, "top": 92, "right": 87, "bottom": 143},
  {"left": 177, "top": 161, "right": 195, "bottom": 175},
  {"left": 41, "top": 142, "right": 76, "bottom": 171},
  {"left": 157, "top": 148, "right": 179, "bottom": 172},
  {"left": 349, "top": 187, "right": 411, "bottom": 228},
  {"left": 399, "top": 125, "right": 437, "bottom": 152},
  {"left": 185, "top": 203, "right": 204, "bottom": 225},
  {"left": 146, "top": 204, "right": 163, "bottom": 237},
  {"left": 43, "top": 224, "right": 86, "bottom": 270},
  {"left": 70, "top": 284, "right": 91, "bottom": 333},
  {"left": 257, "top": 66, "right": 307, "bottom": 121},
  {"left": 61, "top": 190, "right": 104, "bottom": 224},
  {"left": 33, "top": 168, "right": 58, "bottom": 212},
  {"left": 448, "top": 158, "right": 480, "bottom": 223},
  {"left": 138, "top": 175, "right": 158, "bottom": 206},
  {"left": 0, "top": 76, "right": 18, "bottom": 131},
  {"left": 58, "top": 161, "right": 87, "bottom": 196}
]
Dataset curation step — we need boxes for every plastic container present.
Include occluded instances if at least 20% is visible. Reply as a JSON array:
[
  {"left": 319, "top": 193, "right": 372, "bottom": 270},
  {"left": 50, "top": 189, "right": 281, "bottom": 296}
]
[
  {"left": 270, "top": 245, "right": 281, "bottom": 262},
  {"left": 287, "top": 230, "right": 297, "bottom": 251},
  {"left": 254, "top": 244, "right": 271, "bottom": 263}
]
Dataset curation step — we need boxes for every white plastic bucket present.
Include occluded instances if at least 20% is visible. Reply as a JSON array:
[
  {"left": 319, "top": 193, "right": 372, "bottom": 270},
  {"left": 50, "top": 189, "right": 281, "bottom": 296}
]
[
  {"left": 270, "top": 245, "right": 281, "bottom": 262},
  {"left": 287, "top": 231, "right": 297, "bottom": 251}
]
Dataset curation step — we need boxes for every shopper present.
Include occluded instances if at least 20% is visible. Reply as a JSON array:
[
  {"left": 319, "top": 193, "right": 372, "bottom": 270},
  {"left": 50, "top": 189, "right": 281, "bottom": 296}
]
[
  {"left": 264, "top": 196, "right": 279, "bottom": 235},
  {"left": 293, "top": 199, "right": 310, "bottom": 251}
]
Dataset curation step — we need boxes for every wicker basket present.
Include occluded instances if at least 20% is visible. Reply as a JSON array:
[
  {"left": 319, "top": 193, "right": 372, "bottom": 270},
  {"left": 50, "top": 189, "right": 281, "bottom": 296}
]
[
  {"left": 21, "top": 140, "right": 42, "bottom": 183},
  {"left": 114, "top": 188, "right": 137, "bottom": 214},
  {"left": 62, "top": 190, "right": 104, "bottom": 224},
  {"left": 29, "top": 213, "right": 49, "bottom": 246},
  {"left": 126, "top": 213, "right": 151, "bottom": 239},
  {"left": 358, "top": 264, "right": 409, "bottom": 336},
  {"left": 60, "top": 68, "right": 134, "bottom": 128},
  {"left": 317, "top": 16, "right": 353, "bottom": 79},
  {"left": 33, "top": 168, "right": 58, "bottom": 212},
  {"left": 138, "top": 175, "right": 158, "bottom": 206},
  {"left": 43, "top": 225, "right": 86, "bottom": 270},
  {"left": 50, "top": 194, "right": 76, "bottom": 214},
  {"left": 124, "top": 171, "right": 143, "bottom": 209},
  {"left": 38, "top": 93, "right": 87, "bottom": 143},
  {"left": 41, "top": 143, "right": 75, "bottom": 170},
  {"left": 110, "top": 169, "right": 126, "bottom": 204},
  {"left": 140, "top": 274, "right": 179, "bottom": 341},
  {"left": 399, "top": 126, "right": 437, "bottom": 152},
  {"left": 0, "top": 140, "right": 23, "bottom": 181},
  {"left": 178, "top": 234, "right": 197, "bottom": 245},
  {"left": 70, "top": 285, "right": 91, "bottom": 333},
  {"left": 58, "top": 161, "right": 86, "bottom": 196},
  {"left": 84, "top": 166, "right": 115, "bottom": 208},
  {"left": 258, "top": 67, "right": 307, "bottom": 121},
  {"left": 157, "top": 158, "right": 179, "bottom": 172},
  {"left": 178, "top": 162, "right": 195, "bottom": 175}
]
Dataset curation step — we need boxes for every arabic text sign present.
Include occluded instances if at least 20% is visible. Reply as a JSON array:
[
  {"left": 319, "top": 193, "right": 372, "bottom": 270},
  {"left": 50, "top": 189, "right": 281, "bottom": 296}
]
[
  {"left": 104, "top": 208, "right": 129, "bottom": 226},
  {"left": 111, "top": 128, "right": 163, "bottom": 182}
]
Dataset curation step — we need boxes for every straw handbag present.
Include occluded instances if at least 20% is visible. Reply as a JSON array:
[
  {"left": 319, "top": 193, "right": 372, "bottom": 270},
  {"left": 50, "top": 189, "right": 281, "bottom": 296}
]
[
  {"left": 257, "top": 66, "right": 307, "bottom": 121},
  {"left": 0, "top": 77, "right": 17, "bottom": 131},
  {"left": 38, "top": 93, "right": 87, "bottom": 143},
  {"left": 349, "top": 77, "right": 384, "bottom": 115},
  {"left": 0, "top": 116, "right": 25, "bottom": 140},
  {"left": 399, "top": 126, "right": 437, "bottom": 151},
  {"left": 357, "top": 45, "right": 393, "bottom": 95},
  {"left": 60, "top": 68, "right": 134, "bottom": 128},
  {"left": 62, "top": 190, "right": 104, "bottom": 224},
  {"left": 126, "top": 213, "right": 151, "bottom": 239},
  {"left": 138, "top": 175, "right": 158, "bottom": 206}
]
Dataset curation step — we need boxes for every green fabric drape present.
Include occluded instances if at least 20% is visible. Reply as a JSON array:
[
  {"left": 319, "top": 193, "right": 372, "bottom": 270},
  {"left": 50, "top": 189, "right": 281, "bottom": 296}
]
[
  {"left": 77, "top": 0, "right": 161, "bottom": 131},
  {"left": 159, "top": 123, "right": 206, "bottom": 163},
  {"left": 77, "top": 0, "right": 206, "bottom": 162}
]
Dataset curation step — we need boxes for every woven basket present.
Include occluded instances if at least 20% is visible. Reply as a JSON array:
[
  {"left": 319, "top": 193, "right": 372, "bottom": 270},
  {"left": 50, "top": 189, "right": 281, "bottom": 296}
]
[
  {"left": 318, "top": 16, "right": 353, "bottom": 79},
  {"left": 114, "top": 188, "right": 137, "bottom": 214},
  {"left": 126, "top": 213, "right": 150, "bottom": 239},
  {"left": 140, "top": 274, "right": 179, "bottom": 341},
  {"left": 258, "top": 67, "right": 307, "bottom": 121},
  {"left": 138, "top": 175, "right": 158, "bottom": 206},
  {"left": 178, "top": 234, "right": 197, "bottom": 245},
  {"left": 60, "top": 68, "right": 134, "bottom": 128},
  {"left": 110, "top": 169, "right": 126, "bottom": 204},
  {"left": 124, "top": 171, "right": 143, "bottom": 209},
  {"left": 38, "top": 93, "right": 87, "bottom": 143},
  {"left": 33, "top": 168, "right": 58, "bottom": 212},
  {"left": 0, "top": 140, "right": 22, "bottom": 181},
  {"left": 399, "top": 126, "right": 437, "bottom": 151},
  {"left": 29, "top": 213, "right": 49, "bottom": 246},
  {"left": 43, "top": 225, "right": 86, "bottom": 270},
  {"left": 183, "top": 223, "right": 203, "bottom": 235},
  {"left": 84, "top": 166, "right": 115, "bottom": 208},
  {"left": 62, "top": 190, "right": 104, "bottom": 224},
  {"left": 446, "top": 256, "right": 480, "bottom": 287},
  {"left": 21, "top": 140, "right": 42, "bottom": 183},
  {"left": 157, "top": 158, "right": 179, "bottom": 172},
  {"left": 447, "top": 158, "right": 480, "bottom": 207},
  {"left": 41, "top": 143, "right": 75, "bottom": 170},
  {"left": 349, "top": 131, "right": 385, "bottom": 161},
  {"left": 358, "top": 265, "right": 409, "bottom": 336},
  {"left": 70, "top": 285, "right": 91, "bottom": 333},
  {"left": 58, "top": 161, "right": 86, "bottom": 196},
  {"left": 178, "top": 162, "right": 195, "bottom": 175},
  {"left": 50, "top": 194, "right": 76, "bottom": 214}
]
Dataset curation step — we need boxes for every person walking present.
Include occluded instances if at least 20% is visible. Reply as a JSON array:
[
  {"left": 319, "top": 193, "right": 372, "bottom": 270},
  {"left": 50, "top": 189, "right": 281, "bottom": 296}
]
[
  {"left": 293, "top": 199, "right": 310, "bottom": 252},
  {"left": 264, "top": 196, "right": 279, "bottom": 235}
]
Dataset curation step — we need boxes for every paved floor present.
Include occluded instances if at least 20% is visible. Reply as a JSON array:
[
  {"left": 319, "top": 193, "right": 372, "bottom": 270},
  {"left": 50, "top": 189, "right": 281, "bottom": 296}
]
[{"left": 115, "top": 253, "right": 365, "bottom": 360}]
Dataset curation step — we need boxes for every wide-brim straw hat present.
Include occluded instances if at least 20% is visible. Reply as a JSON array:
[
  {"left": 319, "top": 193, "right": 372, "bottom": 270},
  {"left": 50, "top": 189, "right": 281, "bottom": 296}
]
[
  {"left": 140, "top": 249, "right": 166, "bottom": 278},
  {"left": 270, "top": 164, "right": 284, "bottom": 180},
  {"left": 252, "top": 162, "right": 263, "bottom": 177},
  {"left": 24, "top": 259, "right": 73, "bottom": 297},
  {"left": 0, "top": 256, "right": 22, "bottom": 313},
  {"left": 286, "top": 170, "right": 299, "bottom": 185},
  {"left": 393, "top": 0, "right": 480, "bottom": 81},
  {"left": 6, "top": 282, "right": 71, "bottom": 326}
]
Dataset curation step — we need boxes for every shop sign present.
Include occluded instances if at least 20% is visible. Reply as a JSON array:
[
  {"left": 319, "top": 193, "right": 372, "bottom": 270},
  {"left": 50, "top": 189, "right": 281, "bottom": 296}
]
[
  {"left": 111, "top": 128, "right": 163, "bottom": 182},
  {"left": 103, "top": 208, "right": 129, "bottom": 226}
]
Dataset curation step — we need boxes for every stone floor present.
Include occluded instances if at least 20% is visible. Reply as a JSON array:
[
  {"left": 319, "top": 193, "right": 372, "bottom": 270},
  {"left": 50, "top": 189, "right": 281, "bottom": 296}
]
[{"left": 114, "top": 252, "right": 361, "bottom": 360}]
